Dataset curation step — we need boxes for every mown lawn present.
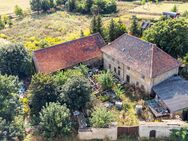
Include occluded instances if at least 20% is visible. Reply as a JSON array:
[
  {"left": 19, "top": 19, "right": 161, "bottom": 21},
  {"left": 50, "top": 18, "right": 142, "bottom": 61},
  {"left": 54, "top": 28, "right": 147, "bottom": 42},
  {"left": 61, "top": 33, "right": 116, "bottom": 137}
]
[{"left": 0, "top": 0, "right": 30, "bottom": 15}]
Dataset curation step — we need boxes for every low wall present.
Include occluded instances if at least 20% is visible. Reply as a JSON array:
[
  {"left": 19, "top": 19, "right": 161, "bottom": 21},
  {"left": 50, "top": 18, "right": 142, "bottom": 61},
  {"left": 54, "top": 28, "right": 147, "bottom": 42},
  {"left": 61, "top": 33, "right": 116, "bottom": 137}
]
[
  {"left": 139, "top": 120, "right": 188, "bottom": 138},
  {"left": 118, "top": 126, "right": 139, "bottom": 137},
  {"left": 78, "top": 127, "right": 117, "bottom": 141}
]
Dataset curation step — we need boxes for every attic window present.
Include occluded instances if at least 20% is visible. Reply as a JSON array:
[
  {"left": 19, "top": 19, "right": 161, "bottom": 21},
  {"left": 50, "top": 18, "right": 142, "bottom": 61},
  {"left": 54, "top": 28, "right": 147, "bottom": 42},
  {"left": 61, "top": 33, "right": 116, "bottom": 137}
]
[{"left": 141, "top": 75, "right": 145, "bottom": 79}]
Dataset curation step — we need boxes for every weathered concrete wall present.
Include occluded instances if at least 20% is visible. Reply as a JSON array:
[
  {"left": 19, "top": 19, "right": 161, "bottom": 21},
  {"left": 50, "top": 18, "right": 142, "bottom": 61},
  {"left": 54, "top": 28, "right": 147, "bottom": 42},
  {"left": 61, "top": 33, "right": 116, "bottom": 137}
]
[
  {"left": 152, "top": 67, "right": 179, "bottom": 86},
  {"left": 139, "top": 120, "right": 188, "bottom": 138},
  {"left": 78, "top": 127, "right": 117, "bottom": 140}
]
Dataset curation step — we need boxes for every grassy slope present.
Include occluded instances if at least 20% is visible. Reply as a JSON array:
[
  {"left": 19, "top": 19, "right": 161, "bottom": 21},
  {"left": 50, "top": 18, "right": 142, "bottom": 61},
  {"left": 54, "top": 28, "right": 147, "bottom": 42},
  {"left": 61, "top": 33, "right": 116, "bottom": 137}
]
[{"left": 0, "top": 0, "right": 30, "bottom": 15}]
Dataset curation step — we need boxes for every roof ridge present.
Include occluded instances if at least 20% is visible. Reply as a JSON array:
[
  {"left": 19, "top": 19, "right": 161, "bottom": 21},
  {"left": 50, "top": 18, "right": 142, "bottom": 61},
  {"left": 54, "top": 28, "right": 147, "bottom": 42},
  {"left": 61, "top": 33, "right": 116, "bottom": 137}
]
[{"left": 33, "top": 33, "right": 103, "bottom": 54}]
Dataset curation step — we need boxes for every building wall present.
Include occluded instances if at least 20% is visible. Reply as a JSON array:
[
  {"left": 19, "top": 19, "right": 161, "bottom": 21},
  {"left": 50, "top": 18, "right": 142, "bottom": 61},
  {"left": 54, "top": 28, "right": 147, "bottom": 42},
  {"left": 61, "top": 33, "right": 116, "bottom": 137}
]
[
  {"left": 152, "top": 67, "right": 179, "bottom": 86},
  {"left": 139, "top": 124, "right": 181, "bottom": 138},
  {"left": 103, "top": 53, "right": 179, "bottom": 93}
]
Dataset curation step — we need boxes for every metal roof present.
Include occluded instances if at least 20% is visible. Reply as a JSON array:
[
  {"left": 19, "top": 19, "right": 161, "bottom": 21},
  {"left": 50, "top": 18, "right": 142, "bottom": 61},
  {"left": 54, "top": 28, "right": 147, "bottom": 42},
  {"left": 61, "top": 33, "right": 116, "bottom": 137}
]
[{"left": 153, "top": 76, "right": 188, "bottom": 112}]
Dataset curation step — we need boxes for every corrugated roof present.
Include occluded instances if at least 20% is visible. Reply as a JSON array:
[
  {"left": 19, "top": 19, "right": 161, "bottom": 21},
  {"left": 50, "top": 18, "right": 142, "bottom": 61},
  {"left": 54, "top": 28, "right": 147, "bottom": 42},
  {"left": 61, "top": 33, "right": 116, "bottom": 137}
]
[
  {"left": 153, "top": 76, "right": 188, "bottom": 112},
  {"left": 33, "top": 33, "right": 105, "bottom": 74},
  {"left": 101, "top": 33, "right": 180, "bottom": 78}
]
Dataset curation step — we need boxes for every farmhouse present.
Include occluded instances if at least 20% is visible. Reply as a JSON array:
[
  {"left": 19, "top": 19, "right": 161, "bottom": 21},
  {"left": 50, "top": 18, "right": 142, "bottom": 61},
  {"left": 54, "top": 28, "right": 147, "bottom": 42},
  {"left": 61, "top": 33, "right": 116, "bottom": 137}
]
[
  {"left": 33, "top": 33, "right": 105, "bottom": 74},
  {"left": 101, "top": 34, "right": 180, "bottom": 93}
]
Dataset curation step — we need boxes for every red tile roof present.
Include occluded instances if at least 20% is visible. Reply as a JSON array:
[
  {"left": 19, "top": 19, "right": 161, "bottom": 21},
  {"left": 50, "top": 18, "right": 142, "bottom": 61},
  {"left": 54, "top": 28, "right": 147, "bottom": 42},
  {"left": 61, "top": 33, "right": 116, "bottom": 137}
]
[
  {"left": 101, "top": 34, "right": 180, "bottom": 78},
  {"left": 33, "top": 33, "right": 105, "bottom": 74}
]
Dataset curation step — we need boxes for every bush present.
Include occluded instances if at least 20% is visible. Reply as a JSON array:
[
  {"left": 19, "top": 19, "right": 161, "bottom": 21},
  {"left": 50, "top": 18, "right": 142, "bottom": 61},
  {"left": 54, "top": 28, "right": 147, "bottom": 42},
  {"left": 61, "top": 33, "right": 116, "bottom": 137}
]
[
  {"left": 14, "top": 5, "right": 24, "bottom": 17},
  {"left": 39, "top": 103, "right": 73, "bottom": 139},
  {"left": 29, "top": 73, "right": 58, "bottom": 117},
  {"left": 91, "top": 107, "right": 114, "bottom": 128},
  {"left": 96, "top": 71, "right": 114, "bottom": 91},
  {"left": 59, "top": 76, "right": 91, "bottom": 111},
  {"left": 0, "top": 43, "right": 33, "bottom": 78}
]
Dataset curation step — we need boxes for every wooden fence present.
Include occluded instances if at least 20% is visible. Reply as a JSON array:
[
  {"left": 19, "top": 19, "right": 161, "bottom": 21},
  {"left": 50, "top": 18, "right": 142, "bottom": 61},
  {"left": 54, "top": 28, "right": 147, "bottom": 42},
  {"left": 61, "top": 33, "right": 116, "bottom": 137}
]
[{"left": 117, "top": 126, "right": 139, "bottom": 137}]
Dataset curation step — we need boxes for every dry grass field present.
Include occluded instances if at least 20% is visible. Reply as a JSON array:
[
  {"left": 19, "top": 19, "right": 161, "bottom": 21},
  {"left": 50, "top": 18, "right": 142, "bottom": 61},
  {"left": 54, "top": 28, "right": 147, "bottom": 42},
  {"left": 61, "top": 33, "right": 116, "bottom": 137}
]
[
  {"left": 130, "top": 2, "right": 188, "bottom": 14},
  {"left": 0, "top": 0, "right": 30, "bottom": 15}
]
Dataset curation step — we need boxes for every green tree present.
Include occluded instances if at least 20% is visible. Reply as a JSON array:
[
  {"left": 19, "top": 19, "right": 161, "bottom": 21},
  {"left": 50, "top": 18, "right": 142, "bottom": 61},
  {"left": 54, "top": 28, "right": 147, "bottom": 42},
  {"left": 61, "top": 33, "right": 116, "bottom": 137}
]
[
  {"left": 0, "top": 75, "right": 21, "bottom": 122},
  {"left": 29, "top": 73, "right": 58, "bottom": 117},
  {"left": 65, "top": 0, "right": 76, "bottom": 12},
  {"left": 170, "top": 128, "right": 188, "bottom": 141},
  {"left": 90, "top": 16, "right": 97, "bottom": 34},
  {"left": 143, "top": 19, "right": 188, "bottom": 58},
  {"left": 14, "top": 5, "right": 24, "bottom": 17},
  {"left": 96, "top": 71, "right": 114, "bottom": 90},
  {"left": 129, "top": 15, "right": 140, "bottom": 37},
  {"left": 0, "top": 18, "right": 5, "bottom": 30},
  {"left": 171, "top": 5, "right": 178, "bottom": 12},
  {"left": 41, "top": 0, "right": 51, "bottom": 11},
  {"left": 59, "top": 76, "right": 91, "bottom": 111},
  {"left": 85, "top": 0, "right": 93, "bottom": 13},
  {"left": 108, "top": 19, "right": 127, "bottom": 41},
  {"left": 91, "top": 107, "right": 114, "bottom": 128},
  {"left": 39, "top": 103, "right": 72, "bottom": 139},
  {"left": 96, "top": 15, "right": 103, "bottom": 36},
  {"left": 0, "top": 43, "right": 33, "bottom": 78},
  {"left": 30, "top": 0, "right": 42, "bottom": 14}
]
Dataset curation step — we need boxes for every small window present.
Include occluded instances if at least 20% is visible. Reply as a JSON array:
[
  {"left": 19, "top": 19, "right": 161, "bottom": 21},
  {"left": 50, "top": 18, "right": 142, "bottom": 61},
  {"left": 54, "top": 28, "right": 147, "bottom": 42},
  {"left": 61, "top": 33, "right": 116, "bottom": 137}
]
[
  {"left": 114, "top": 67, "right": 117, "bottom": 73},
  {"left": 118, "top": 70, "right": 120, "bottom": 75},
  {"left": 118, "top": 66, "right": 121, "bottom": 69},
  {"left": 126, "top": 75, "right": 130, "bottom": 83},
  {"left": 127, "top": 66, "right": 130, "bottom": 70},
  {"left": 136, "top": 82, "right": 139, "bottom": 86},
  {"left": 109, "top": 64, "right": 111, "bottom": 69},
  {"left": 141, "top": 75, "right": 145, "bottom": 79}
]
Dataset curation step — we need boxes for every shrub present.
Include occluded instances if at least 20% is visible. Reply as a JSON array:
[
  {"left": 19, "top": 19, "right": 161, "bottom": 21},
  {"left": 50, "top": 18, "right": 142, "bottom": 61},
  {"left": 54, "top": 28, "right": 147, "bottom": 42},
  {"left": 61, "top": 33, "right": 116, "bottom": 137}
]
[
  {"left": 91, "top": 107, "right": 114, "bottom": 128},
  {"left": 0, "top": 43, "right": 33, "bottom": 78},
  {"left": 96, "top": 71, "right": 114, "bottom": 91},
  {"left": 14, "top": 5, "right": 24, "bottom": 17},
  {"left": 39, "top": 103, "right": 73, "bottom": 139},
  {"left": 59, "top": 76, "right": 91, "bottom": 111}
]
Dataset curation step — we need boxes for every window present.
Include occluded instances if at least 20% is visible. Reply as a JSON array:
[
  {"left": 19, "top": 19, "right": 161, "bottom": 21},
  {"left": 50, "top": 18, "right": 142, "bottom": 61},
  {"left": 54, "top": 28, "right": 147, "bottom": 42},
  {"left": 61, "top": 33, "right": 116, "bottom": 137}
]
[
  {"left": 127, "top": 66, "right": 130, "bottom": 70},
  {"left": 126, "top": 75, "right": 130, "bottom": 83},
  {"left": 149, "top": 130, "right": 156, "bottom": 138},
  {"left": 118, "top": 66, "right": 121, "bottom": 69},
  {"left": 109, "top": 64, "right": 111, "bottom": 69},
  {"left": 141, "top": 75, "right": 145, "bottom": 79},
  {"left": 114, "top": 67, "right": 117, "bottom": 73},
  {"left": 141, "top": 85, "right": 145, "bottom": 90},
  {"left": 112, "top": 58, "right": 115, "bottom": 62},
  {"left": 136, "top": 82, "right": 139, "bottom": 86},
  {"left": 118, "top": 70, "right": 120, "bottom": 75}
]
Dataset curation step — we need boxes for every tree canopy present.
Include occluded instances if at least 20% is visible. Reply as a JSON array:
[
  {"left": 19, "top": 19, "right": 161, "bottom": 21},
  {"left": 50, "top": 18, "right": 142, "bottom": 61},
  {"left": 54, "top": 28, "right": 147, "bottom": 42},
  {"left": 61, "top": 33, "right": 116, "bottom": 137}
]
[
  {"left": 143, "top": 19, "right": 188, "bottom": 58},
  {"left": 59, "top": 76, "right": 91, "bottom": 111},
  {"left": 0, "top": 43, "right": 33, "bottom": 78},
  {"left": 39, "top": 102, "right": 73, "bottom": 139},
  {"left": 29, "top": 73, "right": 58, "bottom": 117}
]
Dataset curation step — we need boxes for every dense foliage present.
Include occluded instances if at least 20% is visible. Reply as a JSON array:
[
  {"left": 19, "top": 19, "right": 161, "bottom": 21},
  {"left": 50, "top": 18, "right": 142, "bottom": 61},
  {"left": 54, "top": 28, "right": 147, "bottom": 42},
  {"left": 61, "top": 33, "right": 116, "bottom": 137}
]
[
  {"left": 96, "top": 71, "right": 114, "bottom": 90},
  {"left": 129, "top": 15, "right": 140, "bottom": 37},
  {"left": 59, "top": 76, "right": 91, "bottom": 111},
  {"left": 39, "top": 103, "right": 73, "bottom": 139},
  {"left": 91, "top": 107, "right": 114, "bottom": 128},
  {"left": 29, "top": 73, "right": 58, "bottom": 117},
  {"left": 170, "top": 128, "right": 188, "bottom": 141},
  {"left": 143, "top": 19, "right": 188, "bottom": 58},
  {"left": 0, "top": 43, "right": 33, "bottom": 78},
  {"left": 30, "top": 0, "right": 117, "bottom": 14},
  {"left": 0, "top": 75, "right": 24, "bottom": 140}
]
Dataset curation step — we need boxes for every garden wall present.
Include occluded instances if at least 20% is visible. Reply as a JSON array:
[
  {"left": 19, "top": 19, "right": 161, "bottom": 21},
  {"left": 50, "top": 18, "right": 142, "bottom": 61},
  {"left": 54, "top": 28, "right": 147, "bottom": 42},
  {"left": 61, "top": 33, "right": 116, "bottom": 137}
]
[
  {"left": 78, "top": 127, "right": 117, "bottom": 140},
  {"left": 117, "top": 126, "right": 139, "bottom": 137}
]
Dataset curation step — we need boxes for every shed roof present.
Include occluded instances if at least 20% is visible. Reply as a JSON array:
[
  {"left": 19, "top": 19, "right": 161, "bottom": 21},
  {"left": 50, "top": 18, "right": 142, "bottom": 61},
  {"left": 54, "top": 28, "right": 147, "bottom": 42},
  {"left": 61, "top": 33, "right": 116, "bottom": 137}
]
[
  {"left": 33, "top": 33, "right": 105, "bottom": 74},
  {"left": 153, "top": 76, "right": 188, "bottom": 112},
  {"left": 101, "top": 33, "right": 180, "bottom": 78}
]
